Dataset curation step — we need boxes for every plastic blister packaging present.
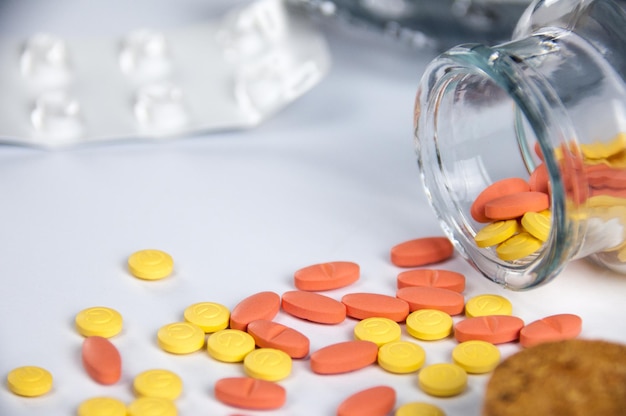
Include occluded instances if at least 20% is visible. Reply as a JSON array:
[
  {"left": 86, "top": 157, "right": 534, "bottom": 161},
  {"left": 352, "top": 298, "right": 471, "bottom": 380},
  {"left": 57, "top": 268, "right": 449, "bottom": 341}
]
[{"left": 0, "top": 0, "right": 331, "bottom": 148}]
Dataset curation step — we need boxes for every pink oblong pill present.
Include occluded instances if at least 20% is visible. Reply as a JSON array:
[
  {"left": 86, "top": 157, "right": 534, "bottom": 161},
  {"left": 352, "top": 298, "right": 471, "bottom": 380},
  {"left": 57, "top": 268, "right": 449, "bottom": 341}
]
[
  {"left": 214, "top": 377, "right": 286, "bottom": 410},
  {"left": 336, "top": 385, "right": 396, "bottom": 416},
  {"left": 281, "top": 290, "right": 346, "bottom": 324},
  {"left": 454, "top": 315, "right": 525, "bottom": 344},
  {"left": 294, "top": 261, "right": 360, "bottom": 291},
  {"left": 246, "top": 319, "right": 310, "bottom": 359},
  {"left": 519, "top": 313, "right": 582, "bottom": 348},
  {"left": 229, "top": 291, "right": 281, "bottom": 331},
  {"left": 396, "top": 269, "right": 466, "bottom": 292},
  {"left": 396, "top": 286, "right": 465, "bottom": 315},
  {"left": 390, "top": 237, "right": 454, "bottom": 267},
  {"left": 82, "top": 336, "right": 122, "bottom": 385},
  {"left": 341, "top": 293, "right": 409, "bottom": 322},
  {"left": 310, "top": 340, "right": 378, "bottom": 374}
]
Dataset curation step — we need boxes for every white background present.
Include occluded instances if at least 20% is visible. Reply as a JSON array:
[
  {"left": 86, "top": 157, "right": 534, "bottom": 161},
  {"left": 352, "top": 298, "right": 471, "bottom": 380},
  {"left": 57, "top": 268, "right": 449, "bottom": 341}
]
[{"left": 1, "top": 1, "right": 626, "bottom": 415}]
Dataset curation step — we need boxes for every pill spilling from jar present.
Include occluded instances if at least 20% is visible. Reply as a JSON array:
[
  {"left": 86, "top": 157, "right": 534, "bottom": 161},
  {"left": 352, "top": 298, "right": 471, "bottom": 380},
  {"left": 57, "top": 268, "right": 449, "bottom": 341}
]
[{"left": 414, "top": 0, "right": 626, "bottom": 290}]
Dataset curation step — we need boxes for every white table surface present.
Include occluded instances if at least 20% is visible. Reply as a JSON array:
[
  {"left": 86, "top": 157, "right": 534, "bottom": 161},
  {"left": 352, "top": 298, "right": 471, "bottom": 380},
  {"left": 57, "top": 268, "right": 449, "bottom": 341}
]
[{"left": 2, "top": 2, "right": 626, "bottom": 415}]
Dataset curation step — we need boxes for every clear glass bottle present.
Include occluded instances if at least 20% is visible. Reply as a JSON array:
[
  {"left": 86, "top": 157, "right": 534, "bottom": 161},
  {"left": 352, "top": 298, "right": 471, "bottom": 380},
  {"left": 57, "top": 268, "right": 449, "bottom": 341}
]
[{"left": 414, "top": 0, "right": 626, "bottom": 289}]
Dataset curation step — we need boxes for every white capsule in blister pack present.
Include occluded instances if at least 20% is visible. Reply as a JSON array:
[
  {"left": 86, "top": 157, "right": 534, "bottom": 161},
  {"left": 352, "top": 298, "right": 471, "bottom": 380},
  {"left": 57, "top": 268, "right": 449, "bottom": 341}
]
[{"left": 0, "top": 0, "right": 331, "bottom": 148}]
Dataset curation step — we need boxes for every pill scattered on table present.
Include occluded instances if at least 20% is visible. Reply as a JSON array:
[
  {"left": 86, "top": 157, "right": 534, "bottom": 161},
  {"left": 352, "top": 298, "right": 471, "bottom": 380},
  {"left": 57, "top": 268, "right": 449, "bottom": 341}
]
[
  {"left": 281, "top": 290, "right": 347, "bottom": 324},
  {"left": 6, "top": 366, "right": 53, "bottom": 397},
  {"left": 246, "top": 319, "right": 310, "bottom": 359},
  {"left": 183, "top": 302, "right": 230, "bottom": 333},
  {"left": 394, "top": 401, "right": 446, "bottom": 416},
  {"left": 206, "top": 328, "right": 255, "bottom": 363},
  {"left": 81, "top": 336, "right": 122, "bottom": 385},
  {"left": 396, "top": 286, "right": 465, "bottom": 315},
  {"left": 454, "top": 315, "right": 525, "bottom": 344},
  {"left": 127, "top": 396, "right": 177, "bottom": 416},
  {"left": 133, "top": 369, "right": 183, "bottom": 400},
  {"left": 293, "top": 261, "right": 360, "bottom": 291},
  {"left": 406, "top": 309, "right": 453, "bottom": 341},
  {"left": 396, "top": 269, "right": 466, "bottom": 292},
  {"left": 336, "top": 385, "right": 396, "bottom": 416},
  {"left": 310, "top": 340, "right": 378, "bottom": 374},
  {"left": 77, "top": 396, "right": 127, "bottom": 416},
  {"left": 390, "top": 237, "right": 455, "bottom": 267},
  {"left": 229, "top": 291, "right": 281, "bottom": 331},
  {"left": 452, "top": 340, "right": 501, "bottom": 374},
  {"left": 157, "top": 322, "right": 205, "bottom": 355},
  {"left": 75, "top": 306, "right": 123, "bottom": 338},
  {"left": 418, "top": 363, "right": 467, "bottom": 397},
  {"left": 464, "top": 294, "right": 513, "bottom": 318},
  {"left": 354, "top": 317, "right": 402, "bottom": 347},
  {"left": 127, "top": 249, "right": 174, "bottom": 280},
  {"left": 243, "top": 348, "right": 292, "bottom": 381},
  {"left": 519, "top": 313, "right": 583, "bottom": 348},
  {"left": 377, "top": 340, "right": 426, "bottom": 374},
  {"left": 214, "top": 377, "right": 287, "bottom": 410},
  {"left": 342, "top": 292, "right": 410, "bottom": 322}
]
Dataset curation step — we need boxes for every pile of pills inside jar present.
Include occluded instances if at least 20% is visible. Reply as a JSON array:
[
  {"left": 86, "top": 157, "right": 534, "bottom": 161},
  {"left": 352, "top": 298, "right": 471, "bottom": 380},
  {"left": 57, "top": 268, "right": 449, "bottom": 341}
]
[
  {"left": 5, "top": 241, "right": 583, "bottom": 415},
  {"left": 472, "top": 133, "right": 626, "bottom": 263}
]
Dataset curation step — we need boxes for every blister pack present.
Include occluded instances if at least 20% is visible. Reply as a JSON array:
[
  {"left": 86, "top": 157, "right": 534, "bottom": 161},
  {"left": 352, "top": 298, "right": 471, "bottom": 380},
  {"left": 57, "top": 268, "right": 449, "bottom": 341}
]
[{"left": 0, "top": 0, "right": 331, "bottom": 148}]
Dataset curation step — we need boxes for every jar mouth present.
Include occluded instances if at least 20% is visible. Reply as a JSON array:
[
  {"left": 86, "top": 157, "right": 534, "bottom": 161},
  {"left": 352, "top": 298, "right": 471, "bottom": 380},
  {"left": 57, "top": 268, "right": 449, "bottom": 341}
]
[{"left": 414, "top": 42, "right": 584, "bottom": 290}]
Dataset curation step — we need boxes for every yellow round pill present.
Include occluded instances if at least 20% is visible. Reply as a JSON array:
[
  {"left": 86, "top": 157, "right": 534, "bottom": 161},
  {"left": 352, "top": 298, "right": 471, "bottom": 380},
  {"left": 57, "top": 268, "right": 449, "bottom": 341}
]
[
  {"left": 354, "top": 317, "right": 402, "bottom": 347},
  {"left": 75, "top": 306, "right": 123, "bottom": 338},
  {"left": 183, "top": 302, "right": 229, "bottom": 333},
  {"left": 157, "top": 322, "right": 205, "bottom": 354},
  {"left": 474, "top": 219, "right": 518, "bottom": 248},
  {"left": 464, "top": 294, "right": 512, "bottom": 318},
  {"left": 6, "top": 366, "right": 53, "bottom": 397},
  {"left": 127, "top": 396, "right": 177, "bottom": 416},
  {"left": 243, "top": 348, "right": 292, "bottom": 381},
  {"left": 406, "top": 309, "right": 453, "bottom": 341},
  {"left": 133, "top": 369, "right": 183, "bottom": 400},
  {"left": 377, "top": 341, "right": 426, "bottom": 374},
  {"left": 521, "top": 211, "right": 551, "bottom": 242},
  {"left": 128, "top": 249, "right": 174, "bottom": 280},
  {"left": 418, "top": 363, "right": 467, "bottom": 397},
  {"left": 452, "top": 340, "right": 501, "bottom": 374},
  {"left": 395, "top": 401, "right": 446, "bottom": 416},
  {"left": 78, "top": 397, "right": 127, "bottom": 416},
  {"left": 496, "top": 232, "right": 543, "bottom": 261},
  {"left": 207, "top": 329, "right": 255, "bottom": 363}
]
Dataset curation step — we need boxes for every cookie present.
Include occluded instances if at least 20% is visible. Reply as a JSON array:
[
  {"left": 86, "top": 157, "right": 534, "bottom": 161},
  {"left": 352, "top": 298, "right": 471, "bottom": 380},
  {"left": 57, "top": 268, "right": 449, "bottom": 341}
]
[{"left": 482, "top": 339, "right": 626, "bottom": 416}]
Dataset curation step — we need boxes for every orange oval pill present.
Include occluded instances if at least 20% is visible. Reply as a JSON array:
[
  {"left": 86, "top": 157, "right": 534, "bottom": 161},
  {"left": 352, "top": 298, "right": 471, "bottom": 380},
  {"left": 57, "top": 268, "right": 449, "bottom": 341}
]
[
  {"left": 229, "top": 291, "right": 281, "bottom": 331},
  {"left": 471, "top": 178, "right": 531, "bottom": 222},
  {"left": 396, "top": 269, "right": 465, "bottom": 292},
  {"left": 529, "top": 163, "right": 550, "bottom": 194},
  {"left": 281, "top": 290, "right": 346, "bottom": 324},
  {"left": 390, "top": 237, "right": 454, "bottom": 267},
  {"left": 294, "top": 261, "right": 360, "bottom": 291},
  {"left": 214, "top": 377, "right": 286, "bottom": 410},
  {"left": 454, "top": 315, "right": 525, "bottom": 344},
  {"left": 81, "top": 336, "right": 122, "bottom": 385},
  {"left": 336, "top": 385, "right": 396, "bottom": 416},
  {"left": 310, "top": 340, "right": 378, "bottom": 374},
  {"left": 341, "top": 293, "right": 410, "bottom": 322},
  {"left": 519, "top": 314, "right": 582, "bottom": 348},
  {"left": 396, "top": 286, "right": 465, "bottom": 315},
  {"left": 246, "top": 319, "right": 310, "bottom": 359},
  {"left": 484, "top": 191, "right": 550, "bottom": 220}
]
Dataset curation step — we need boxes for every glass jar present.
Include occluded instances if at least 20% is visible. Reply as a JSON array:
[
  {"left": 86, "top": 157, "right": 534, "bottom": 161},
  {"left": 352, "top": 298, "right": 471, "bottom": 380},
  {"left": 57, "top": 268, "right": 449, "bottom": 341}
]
[{"left": 414, "top": 0, "right": 626, "bottom": 290}]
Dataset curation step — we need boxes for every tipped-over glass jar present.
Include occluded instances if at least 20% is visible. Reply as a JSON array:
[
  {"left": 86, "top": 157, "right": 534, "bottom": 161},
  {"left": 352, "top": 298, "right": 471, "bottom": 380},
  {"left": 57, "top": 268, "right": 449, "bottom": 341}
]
[{"left": 414, "top": 0, "right": 626, "bottom": 290}]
